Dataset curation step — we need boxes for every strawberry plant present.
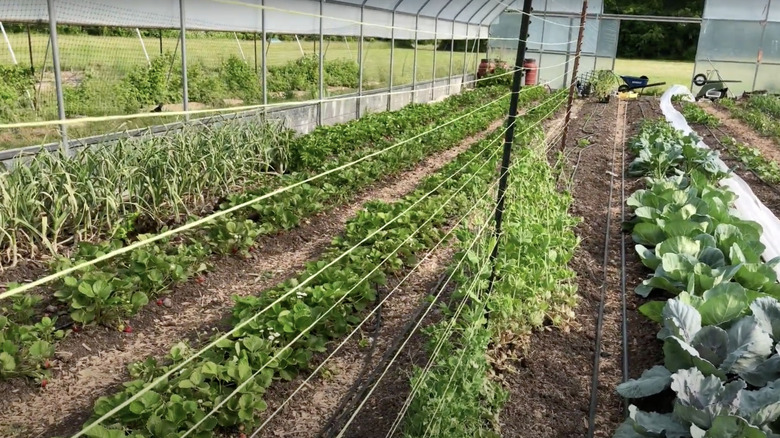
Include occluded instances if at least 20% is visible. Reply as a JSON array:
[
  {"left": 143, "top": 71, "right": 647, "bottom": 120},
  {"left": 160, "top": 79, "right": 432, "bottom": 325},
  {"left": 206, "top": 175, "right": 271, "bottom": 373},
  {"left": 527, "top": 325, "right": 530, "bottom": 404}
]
[
  {"left": 0, "top": 293, "right": 64, "bottom": 379},
  {"left": 75, "top": 91, "right": 564, "bottom": 437}
]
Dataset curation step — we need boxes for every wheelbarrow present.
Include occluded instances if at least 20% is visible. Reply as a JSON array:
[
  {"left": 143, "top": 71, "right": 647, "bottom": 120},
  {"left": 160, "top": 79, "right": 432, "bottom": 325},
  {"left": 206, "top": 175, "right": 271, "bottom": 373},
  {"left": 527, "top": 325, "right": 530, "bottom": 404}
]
[{"left": 617, "top": 75, "right": 667, "bottom": 93}]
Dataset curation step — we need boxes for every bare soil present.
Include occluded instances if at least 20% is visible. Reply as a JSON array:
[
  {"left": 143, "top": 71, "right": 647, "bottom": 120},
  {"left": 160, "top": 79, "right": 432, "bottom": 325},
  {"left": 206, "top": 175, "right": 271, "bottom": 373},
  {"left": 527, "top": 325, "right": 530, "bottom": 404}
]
[
  {"left": 701, "top": 103, "right": 780, "bottom": 160},
  {"left": 0, "top": 118, "right": 505, "bottom": 438},
  {"left": 498, "top": 97, "right": 662, "bottom": 438}
]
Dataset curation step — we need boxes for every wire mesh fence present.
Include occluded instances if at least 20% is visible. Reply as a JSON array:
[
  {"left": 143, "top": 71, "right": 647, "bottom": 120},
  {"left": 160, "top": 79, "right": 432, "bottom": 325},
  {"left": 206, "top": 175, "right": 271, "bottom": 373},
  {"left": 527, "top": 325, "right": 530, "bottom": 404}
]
[{"left": 0, "top": 0, "right": 496, "bottom": 152}]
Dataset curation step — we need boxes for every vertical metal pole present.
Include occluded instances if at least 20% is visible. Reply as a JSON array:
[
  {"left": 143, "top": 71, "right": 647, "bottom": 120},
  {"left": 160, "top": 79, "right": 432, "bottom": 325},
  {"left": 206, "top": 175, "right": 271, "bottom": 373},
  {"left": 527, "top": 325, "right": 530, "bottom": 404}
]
[
  {"left": 388, "top": 8, "right": 397, "bottom": 111},
  {"left": 46, "top": 0, "right": 68, "bottom": 153},
  {"left": 159, "top": 29, "right": 163, "bottom": 54},
  {"left": 357, "top": 3, "right": 366, "bottom": 118},
  {"left": 563, "top": 17, "right": 574, "bottom": 88},
  {"left": 27, "top": 24, "right": 35, "bottom": 75},
  {"left": 319, "top": 0, "right": 324, "bottom": 125},
  {"left": 559, "top": 0, "right": 588, "bottom": 152},
  {"left": 486, "top": 0, "right": 533, "bottom": 298},
  {"left": 262, "top": 0, "right": 267, "bottom": 106},
  {"left": 752, "top": 0, "right": 771, "bottom": 92},
  {"left": 179, "top": 0, "right": 189, "bottom": 122},
  {"left": 431, "top": 21, "right": 437, "bottom": 100},
  {"left": 449, "top": 22, "right": 455, "bottom": 91},
  {"left": 412, "top": 19, "right": 419, "bottom": 102},
  {"left": 462, "top": 32, "right": 469, "bottom": 81},
  {"left": 254, "top": 32, "right": 258, "bottom": 74}
]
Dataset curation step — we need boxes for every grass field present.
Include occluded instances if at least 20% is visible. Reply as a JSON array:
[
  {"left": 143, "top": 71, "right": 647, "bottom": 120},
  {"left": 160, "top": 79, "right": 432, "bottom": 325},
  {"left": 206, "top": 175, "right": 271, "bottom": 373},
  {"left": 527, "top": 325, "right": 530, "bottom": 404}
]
[
  {"left": 614, "top": 59, "right": 695, "bottom": 93},
  {"left": 0, "top": 32, "right": 696, "bottom": 149}
]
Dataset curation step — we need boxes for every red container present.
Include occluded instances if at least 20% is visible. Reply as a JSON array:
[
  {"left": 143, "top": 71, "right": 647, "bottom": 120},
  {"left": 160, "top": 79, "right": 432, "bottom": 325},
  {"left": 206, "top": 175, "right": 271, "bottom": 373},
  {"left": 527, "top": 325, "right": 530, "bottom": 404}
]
[{"left": 523, "top": 59, "right": 538, "bottom": 85}]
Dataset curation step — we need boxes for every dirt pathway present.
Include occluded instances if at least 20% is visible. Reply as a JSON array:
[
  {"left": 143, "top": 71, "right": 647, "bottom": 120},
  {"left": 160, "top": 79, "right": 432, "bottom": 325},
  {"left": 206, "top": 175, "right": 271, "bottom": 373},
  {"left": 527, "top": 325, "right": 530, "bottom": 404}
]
[
  {"left": 499, "top": 97, "right": 662, "bottom": 438},
  {"left": 0, "top": 118, "right": 506, "bottom": 438}
]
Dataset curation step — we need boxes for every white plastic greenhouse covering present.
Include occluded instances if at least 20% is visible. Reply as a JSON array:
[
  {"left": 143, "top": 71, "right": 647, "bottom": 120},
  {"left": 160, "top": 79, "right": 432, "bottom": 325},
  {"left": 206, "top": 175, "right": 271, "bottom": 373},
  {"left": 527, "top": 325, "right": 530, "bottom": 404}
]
[
  {"left": 661, "top": 86, "right": 780, "bottom": 276},
  {"left": 487, "top": 0, "right": 618, "bottom": 89},
  {"left": 0, "top": 0, "right": 525, "bottom": 40},
  {"left": 694, "top": 0, "right": 780, "bottom": 93}
]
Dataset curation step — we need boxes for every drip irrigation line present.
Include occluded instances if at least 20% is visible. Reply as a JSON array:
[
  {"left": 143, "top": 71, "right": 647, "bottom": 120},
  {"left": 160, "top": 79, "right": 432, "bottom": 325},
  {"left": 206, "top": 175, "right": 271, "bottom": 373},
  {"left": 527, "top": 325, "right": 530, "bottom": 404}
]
[
  {"left": 586, "top": 99, "right": 624, "bottom": 438},
  {"left": 620, "top": 100, "right": 630, "bottom": 417}
]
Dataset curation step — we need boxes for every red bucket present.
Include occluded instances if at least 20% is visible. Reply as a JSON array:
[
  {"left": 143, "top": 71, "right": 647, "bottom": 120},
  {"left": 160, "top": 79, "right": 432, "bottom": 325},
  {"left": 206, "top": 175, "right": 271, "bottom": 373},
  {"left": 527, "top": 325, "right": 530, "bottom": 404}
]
[{"left": 523, "top": 59, "right": 538, "bottom": 86}]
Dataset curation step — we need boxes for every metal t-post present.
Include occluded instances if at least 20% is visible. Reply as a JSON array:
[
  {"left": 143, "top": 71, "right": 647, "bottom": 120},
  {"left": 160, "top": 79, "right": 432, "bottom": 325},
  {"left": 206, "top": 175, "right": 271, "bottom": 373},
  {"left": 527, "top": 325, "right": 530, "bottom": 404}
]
[
  {"left": 485, "top": 0, "right": 533, "bottom": 299},
  {"left": 559, "top": 0, "right": 588, "bottom": 152},
  {"left": 46, "top": 0, "right": 68, "bottom": 153},
  {"left": 179, "top": 0, "right": 189, "bottom": 122},
  {"left": 319, "top": 0, "right": 324, "bottom": 126}
]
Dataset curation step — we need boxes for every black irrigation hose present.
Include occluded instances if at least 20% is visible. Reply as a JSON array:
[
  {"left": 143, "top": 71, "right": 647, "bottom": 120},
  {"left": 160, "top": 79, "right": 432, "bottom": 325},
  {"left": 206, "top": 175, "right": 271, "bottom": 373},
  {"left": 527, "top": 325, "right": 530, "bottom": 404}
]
[
  {"left": 319, "top": 270, "right": 449, "bottom": 438},
  {"left": 620, "top": 102, "right": 631, "bottom": 417},
  {"left": 586, "top": 100, "right": 623, "bottom": 438}
]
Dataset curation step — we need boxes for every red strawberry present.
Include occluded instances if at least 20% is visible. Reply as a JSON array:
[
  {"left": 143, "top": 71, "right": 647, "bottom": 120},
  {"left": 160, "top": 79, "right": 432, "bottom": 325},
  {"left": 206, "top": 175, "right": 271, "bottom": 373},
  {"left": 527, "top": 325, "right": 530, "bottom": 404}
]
[
  {"left": 123, "top": 326, "right": 133, "bottom": 333},
  {"left": 196, "top": 276, "right": 205, "bottom": 284},
  {"left": 43, "top": 360, "right": 51, "bottom": 369},
  {"left": 41, "top": 379, "right": 48, "bottom": 388},
  {"left": 156, "top": 299, "right": 164, "bottom": 306},
  {"left": 239, "top": 433, "right": 247, "bottom": 438},
  {"left": 72, "top": 325, "right": 81, "bottom": 333},
  {"left": 231, "top": 247, "right": 239, "bottom": 254}
]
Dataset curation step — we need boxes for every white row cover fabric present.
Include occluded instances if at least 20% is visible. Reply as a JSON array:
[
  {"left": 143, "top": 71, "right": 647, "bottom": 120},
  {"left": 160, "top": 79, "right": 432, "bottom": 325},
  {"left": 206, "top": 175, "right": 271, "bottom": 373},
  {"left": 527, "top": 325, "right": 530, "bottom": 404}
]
[
  {"left": 0, "top": 0, "right": 507, "bottom": 39},
  {"left": 661, "top": 85, "right": 780, "bottom": 276}
]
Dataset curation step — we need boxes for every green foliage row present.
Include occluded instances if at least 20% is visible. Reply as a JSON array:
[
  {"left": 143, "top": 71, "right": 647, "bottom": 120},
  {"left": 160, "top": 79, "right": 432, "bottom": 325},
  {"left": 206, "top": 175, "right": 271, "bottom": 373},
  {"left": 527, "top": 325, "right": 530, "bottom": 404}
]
[
  {"left": 616, "top": 120, "right": 780, "bottom": 437},
  {"left": 747, "top": 95, "right": 780, "bottom": 120},
  {"left": 402, "top": 92, "right": 581, "bottom": 437},
  {"left": 70, "top": 89, "right": 548, "bottom": 438},
  {"left": 681, "top": 103, "right": 720, "bottom": 128},
  {"left": 720, "top": 99, "right": 780, "bottom": 145},
  {"left": 719, "top": 136, "right": 780, "bottom": 184},
  {"left": 0, "top": 86, "right": 531, "bottom": 382}
]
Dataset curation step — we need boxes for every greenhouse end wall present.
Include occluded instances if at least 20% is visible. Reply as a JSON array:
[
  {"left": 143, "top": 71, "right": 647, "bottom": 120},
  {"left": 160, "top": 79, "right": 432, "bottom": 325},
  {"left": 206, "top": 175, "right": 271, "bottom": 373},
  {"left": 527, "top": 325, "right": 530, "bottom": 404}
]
[{"left": 694, "top": 0, "right": 780, "bottom": 94}]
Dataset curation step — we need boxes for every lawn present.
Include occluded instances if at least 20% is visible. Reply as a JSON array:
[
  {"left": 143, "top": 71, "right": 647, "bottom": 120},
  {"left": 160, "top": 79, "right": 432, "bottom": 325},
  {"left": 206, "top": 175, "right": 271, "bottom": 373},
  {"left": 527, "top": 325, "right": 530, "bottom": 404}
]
[
  {"left": 613, "top": 58, "right": 695, "bottom": 94},
  {"left": 0, "top": 31, "right": 696, "bottom": 149}
]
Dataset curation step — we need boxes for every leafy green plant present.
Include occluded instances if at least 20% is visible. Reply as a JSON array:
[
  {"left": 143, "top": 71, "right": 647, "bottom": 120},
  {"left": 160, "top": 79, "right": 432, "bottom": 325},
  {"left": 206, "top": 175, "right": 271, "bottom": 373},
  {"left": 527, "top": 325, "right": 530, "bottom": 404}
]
[
  {"left": 590, "top": 70, "right": 618, "bottom": 102},
  {"left": 747, "top": 95, "right": 780, "bottom": 120},
  {"left": 615, "top": 118, "right": 780, "bottom": 438},
  {"left": 0, "top": 293, "right": 64, "bottom": 379},
  {"left": 721, "top": 99, "right": 780, "bottom": 145},
  {"left": 719, "top": 137, "right": 780, "bottom": 184},
  {"left": 72, "top": 91, "right": 564, "bottom": 437},
  {"left": 682, "top": 103, "right": 720, "bottom": 128},
  {"left": 628, "top": 120, "right": 726, "bottom": 180}
]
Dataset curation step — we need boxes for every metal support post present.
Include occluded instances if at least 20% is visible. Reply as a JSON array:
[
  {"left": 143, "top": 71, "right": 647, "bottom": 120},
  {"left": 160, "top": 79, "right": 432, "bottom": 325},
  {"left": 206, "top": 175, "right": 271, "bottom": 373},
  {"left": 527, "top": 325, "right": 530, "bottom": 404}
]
[
  {"left": 179, "top": 0, "right": 190, "bottom": 122},
  {"left": 448, "top": 22, "right": 455, "bottom": 91},
  {"left": 563, "top": 17, "right": 574, "bottom": 88},
  {"left": 357, "top": 3, "right": 366, "bottom": 118},
  {"left": 388, "top": 6, "right": 399, "bottom": 111},
  {"left": 431, "top": 21, "right": 437, "bottom": 101},
  {"left": 752, "top": 0, "right": 771, "bottom": 91},
  {"left": 412, "top": 21, "right": 419, "bottom": 102},
  {"left": 46, "top": 0, "right": 68, "bottom": 153},
  {"left": 136, "top": 28, "right": 151, "bottom": 66},
  {"left": 262, "top": 0, "right": 267, "bottom": 106},
  {"left": 318, "top": 0, "right": 324, "bottom": 126},
  {"left": 27, "top": 25, "right": 35, "bottom": 75},
  {"left": 254, "top": 32, "right": 258, "bottom": 74},
  {"left": 485, "top": 0, "right": 533, "bottom": 299},
  {"left": 462, "top": 34, "right": 469, "bottom": 81},
  {"left": 159, "top": 29, "right": 163, "bottom": 54},
  {"left": 559, "top": 0, "right": 588, "bottom": 152}
]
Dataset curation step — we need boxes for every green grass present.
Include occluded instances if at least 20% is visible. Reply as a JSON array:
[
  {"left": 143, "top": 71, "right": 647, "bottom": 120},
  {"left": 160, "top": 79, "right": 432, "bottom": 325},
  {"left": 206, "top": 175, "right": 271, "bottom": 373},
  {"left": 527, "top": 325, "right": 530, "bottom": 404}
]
[
  {"left": 613, "top": 58, "right": 695, "bottom": 94},
  {"left": 0, "top": 34, "right": 482, "bottom": 150}
]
